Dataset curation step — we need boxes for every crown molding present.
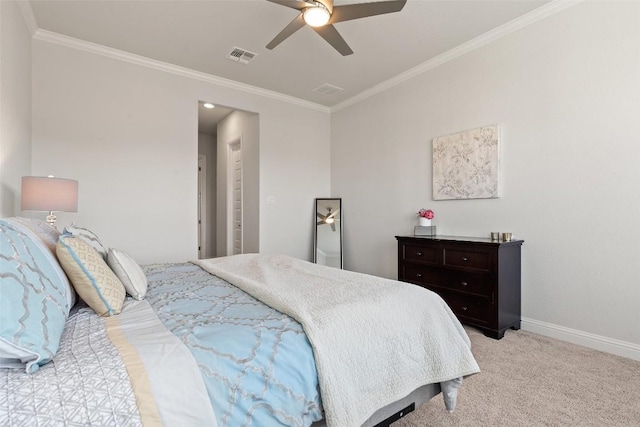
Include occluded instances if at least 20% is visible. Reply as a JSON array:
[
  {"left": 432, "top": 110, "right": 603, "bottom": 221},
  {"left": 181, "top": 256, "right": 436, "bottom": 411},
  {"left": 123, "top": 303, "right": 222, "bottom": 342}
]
[
  {"left": 331, "top": 0, "right": 583, "bottom": 113},
  {"left": 27, "top": 0, "right": 581, "bottom": 115},
  {"left": 33, "top": 29, "right": 330, "bottom": 114}
]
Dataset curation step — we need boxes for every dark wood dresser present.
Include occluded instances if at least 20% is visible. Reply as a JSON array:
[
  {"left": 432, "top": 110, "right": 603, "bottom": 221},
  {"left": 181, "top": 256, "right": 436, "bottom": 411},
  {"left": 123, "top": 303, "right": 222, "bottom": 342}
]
[{"left": 396, "top": 235, "right": 523, "bottom": 339}]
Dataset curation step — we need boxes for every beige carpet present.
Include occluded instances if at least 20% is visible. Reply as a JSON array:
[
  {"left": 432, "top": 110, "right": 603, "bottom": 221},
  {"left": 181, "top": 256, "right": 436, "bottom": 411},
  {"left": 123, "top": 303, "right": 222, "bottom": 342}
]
[{"left": 396, "top": 327, "right": 640, "bottom": 427}]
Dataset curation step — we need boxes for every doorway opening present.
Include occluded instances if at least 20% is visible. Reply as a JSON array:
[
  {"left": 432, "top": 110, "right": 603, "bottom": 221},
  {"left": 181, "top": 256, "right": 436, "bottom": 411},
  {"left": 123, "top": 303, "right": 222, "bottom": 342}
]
[{"left": 197, "top": 101, "right": 259, "bottom": 258}]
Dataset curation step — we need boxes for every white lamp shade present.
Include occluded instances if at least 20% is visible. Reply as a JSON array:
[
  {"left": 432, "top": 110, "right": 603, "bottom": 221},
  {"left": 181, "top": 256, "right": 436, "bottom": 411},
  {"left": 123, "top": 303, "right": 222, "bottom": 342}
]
[
  {"left": 21, "top": 176, "right": 78, "bottom": 212},
  {"left": 303, "top": 6, "right": 330, "bottom": 27}
]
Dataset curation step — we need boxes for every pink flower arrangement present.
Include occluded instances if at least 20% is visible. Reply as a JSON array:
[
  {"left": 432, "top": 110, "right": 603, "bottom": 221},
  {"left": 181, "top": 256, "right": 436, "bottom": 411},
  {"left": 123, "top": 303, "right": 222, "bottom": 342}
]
[{"left": 417, "top": 209, "right": 434, "bottom": 219}]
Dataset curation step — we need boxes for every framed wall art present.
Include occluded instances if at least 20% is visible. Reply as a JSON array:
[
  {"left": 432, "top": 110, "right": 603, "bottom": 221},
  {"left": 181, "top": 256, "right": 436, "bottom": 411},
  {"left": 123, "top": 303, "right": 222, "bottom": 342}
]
[{"left": 432, "top": 124, "right": 500, "bottom": 200}]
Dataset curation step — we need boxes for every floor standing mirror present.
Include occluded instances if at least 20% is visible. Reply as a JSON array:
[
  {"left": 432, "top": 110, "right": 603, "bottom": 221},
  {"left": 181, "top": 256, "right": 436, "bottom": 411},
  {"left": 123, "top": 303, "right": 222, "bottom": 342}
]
[{"left": 314, "top": 198, "right": 343, "bottom": 269}]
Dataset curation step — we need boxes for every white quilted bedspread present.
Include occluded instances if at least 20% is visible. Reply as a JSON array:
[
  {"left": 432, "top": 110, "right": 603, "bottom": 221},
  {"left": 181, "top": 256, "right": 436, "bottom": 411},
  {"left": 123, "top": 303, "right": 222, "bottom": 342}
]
[{"left": 195, "top": 254, "right": 480, "bottom": 427}]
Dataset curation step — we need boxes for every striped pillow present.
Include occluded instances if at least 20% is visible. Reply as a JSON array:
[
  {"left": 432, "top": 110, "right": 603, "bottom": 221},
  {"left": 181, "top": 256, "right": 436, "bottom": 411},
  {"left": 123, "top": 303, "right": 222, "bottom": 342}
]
[
  {"left": 0, "top": 219, "right": 72, "bottom": 373},
  {"left": 57, "top": 235, "right": 125, "bottom": 317},
  {"left": 63, "top": 224, "right": 108, "bottom": 260}
]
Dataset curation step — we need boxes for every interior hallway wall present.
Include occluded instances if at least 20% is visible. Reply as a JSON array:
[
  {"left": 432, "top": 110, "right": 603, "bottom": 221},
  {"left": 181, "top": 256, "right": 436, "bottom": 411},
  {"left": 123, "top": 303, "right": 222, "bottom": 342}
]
[{"left": 198, "top": 132, "right": 217, "bottom": 258}]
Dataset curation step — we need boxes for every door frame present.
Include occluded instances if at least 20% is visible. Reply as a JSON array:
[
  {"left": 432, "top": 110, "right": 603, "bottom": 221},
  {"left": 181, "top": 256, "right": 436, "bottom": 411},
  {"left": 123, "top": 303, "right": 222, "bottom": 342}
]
[{"left": 226, "top": 137, "right": 243, "bottom": 255}]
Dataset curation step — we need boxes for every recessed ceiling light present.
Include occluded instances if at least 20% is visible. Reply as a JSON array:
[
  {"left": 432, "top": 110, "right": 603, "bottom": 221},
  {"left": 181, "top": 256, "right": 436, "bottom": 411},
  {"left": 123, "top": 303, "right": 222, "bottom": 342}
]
[{"left": 203, "top": 103, "right": 215, "bottom": 109}]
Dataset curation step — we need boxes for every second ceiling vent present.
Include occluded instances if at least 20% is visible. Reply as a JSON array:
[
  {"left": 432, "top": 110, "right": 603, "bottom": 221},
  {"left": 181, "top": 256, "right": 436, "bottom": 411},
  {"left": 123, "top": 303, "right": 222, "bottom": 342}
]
[
  {"left": 227, "top": 47, "right": 257, "bottom": 64},
  {"left": 313, "top": 83, "right": 344, "bottom": 97}
]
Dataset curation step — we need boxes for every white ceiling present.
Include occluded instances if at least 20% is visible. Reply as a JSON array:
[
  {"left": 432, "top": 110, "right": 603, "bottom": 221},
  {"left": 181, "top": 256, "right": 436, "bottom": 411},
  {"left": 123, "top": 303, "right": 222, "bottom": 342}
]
[{"left": 29, "top": 0, "right": 551, "bottom": 109}]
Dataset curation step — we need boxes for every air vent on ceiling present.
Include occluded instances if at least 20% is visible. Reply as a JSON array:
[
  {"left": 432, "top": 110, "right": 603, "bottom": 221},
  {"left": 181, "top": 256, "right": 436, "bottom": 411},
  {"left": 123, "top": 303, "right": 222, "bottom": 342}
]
[
  {"left": 227, "top": 47, "right": 257, "bottom": 64},
  {"left": 313, "top": 83, "right": 344, "bottom": 97}
]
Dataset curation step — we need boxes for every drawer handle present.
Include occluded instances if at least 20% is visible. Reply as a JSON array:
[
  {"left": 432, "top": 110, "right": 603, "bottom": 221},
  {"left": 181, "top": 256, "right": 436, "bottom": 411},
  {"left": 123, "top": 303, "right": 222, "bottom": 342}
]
[
  {"left": 461, "top": 281, "right": 468, "bottom": 287},
  {"left": 416, "top": 273, "right": 423, "bottom": 278},
  {"left": 462, "top": 306, "right": 469, "bottom": 311},
  {"left": 416, "top": 251, "right": 423, "bottom": 256},
  {"left": 462, "top": 257, "right": 469, "bottom": 262}
]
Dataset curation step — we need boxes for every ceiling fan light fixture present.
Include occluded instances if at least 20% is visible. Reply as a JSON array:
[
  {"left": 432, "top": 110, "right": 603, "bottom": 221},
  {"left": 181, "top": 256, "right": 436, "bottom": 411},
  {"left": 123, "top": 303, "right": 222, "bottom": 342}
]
[{"left": 303, "top": 5, "right": 330, "bottom": 27}]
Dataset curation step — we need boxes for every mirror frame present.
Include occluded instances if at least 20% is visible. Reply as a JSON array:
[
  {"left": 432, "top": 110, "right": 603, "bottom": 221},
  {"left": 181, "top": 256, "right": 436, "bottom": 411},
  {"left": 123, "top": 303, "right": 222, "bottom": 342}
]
[{"left": 313, "top": 198, "right": 343, "bottom": 269}]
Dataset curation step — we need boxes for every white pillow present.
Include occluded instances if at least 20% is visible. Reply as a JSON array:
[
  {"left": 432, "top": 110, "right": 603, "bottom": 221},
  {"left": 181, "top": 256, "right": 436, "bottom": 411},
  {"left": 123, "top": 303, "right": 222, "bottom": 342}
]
[{"left": 107, "top": 249, "right": 147, "bottom": 300}]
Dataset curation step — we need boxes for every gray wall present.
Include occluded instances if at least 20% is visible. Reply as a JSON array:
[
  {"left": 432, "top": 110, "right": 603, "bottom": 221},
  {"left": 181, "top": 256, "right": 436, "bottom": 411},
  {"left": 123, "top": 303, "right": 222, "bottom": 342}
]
[
  {"left": 31, "top": 38, "right": 330, "bottom": 263},
  {"left": 331, "top": 1, "right": 640, "bottom": 358},
  {"left": 0, "top": 1, "right": 32, "bottom": 216}
]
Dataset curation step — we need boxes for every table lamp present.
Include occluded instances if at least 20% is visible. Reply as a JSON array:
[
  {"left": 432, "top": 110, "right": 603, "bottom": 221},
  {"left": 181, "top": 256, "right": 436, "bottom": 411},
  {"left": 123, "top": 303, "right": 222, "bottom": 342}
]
[{"left": 21, "top": 176, "right": 78, "bottom": 227}]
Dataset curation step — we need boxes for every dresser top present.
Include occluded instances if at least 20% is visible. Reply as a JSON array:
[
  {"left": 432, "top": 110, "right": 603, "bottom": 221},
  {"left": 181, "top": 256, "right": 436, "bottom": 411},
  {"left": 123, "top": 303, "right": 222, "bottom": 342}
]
[{"left": 395, "top": 235, "right": 524, "bottom": 245}]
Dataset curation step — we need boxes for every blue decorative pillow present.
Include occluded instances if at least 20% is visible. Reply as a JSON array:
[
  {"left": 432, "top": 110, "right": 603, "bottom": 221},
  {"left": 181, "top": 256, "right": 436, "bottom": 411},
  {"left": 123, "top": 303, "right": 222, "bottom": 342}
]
[
  {"left": 4, "top": 217, "right": 76, "bottom": 307},
  {"left": 0, "top": 219, "right": 72, "bottom": 373}
]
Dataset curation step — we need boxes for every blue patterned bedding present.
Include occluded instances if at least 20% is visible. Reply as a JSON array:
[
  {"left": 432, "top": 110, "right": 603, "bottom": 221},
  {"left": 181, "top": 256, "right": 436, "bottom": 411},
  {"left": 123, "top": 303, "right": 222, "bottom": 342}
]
[
  {"left": 2, "top": 217, "right": 471, "bottom": 427},
  {"left": 1, "top": 215, "right": 322, "bottom": 427},
  {"left": 143, "top": 262, "right": 323, "bottom": 427}
]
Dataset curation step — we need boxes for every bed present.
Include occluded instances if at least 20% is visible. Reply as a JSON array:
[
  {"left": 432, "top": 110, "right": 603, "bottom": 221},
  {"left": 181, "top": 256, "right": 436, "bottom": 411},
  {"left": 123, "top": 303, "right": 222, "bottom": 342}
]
[{"left": 0, "top": 217, "right": 480, "bottom": 427}]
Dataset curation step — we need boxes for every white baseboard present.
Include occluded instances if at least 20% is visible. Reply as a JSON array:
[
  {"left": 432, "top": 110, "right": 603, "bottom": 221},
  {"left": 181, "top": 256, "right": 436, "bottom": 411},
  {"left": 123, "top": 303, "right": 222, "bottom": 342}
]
[{"left": 521, "top": 317, "right": 640, "bottom": 361}]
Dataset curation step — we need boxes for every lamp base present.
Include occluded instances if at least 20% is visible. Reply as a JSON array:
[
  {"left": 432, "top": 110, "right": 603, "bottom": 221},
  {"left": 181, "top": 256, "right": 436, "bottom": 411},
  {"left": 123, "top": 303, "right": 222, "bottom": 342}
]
[{"left": 46, "top": 211, "right": 57, "bottom": 227}]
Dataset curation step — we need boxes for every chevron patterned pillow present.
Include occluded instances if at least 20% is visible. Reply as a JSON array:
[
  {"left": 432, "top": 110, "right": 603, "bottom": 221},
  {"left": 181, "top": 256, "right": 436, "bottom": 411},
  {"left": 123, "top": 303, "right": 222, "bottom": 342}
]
[{"left": 57, "top": 235, "right": 125, "bottom": 316}]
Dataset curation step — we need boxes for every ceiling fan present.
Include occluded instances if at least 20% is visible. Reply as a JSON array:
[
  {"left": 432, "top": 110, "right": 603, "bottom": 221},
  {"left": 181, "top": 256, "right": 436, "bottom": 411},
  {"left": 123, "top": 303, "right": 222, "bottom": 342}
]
[
  {"left": 266, "top": 0, "right": 407, "bottom": 56},
  {"left": 317, "top": 207, "right": 340, "bottom": 231}
]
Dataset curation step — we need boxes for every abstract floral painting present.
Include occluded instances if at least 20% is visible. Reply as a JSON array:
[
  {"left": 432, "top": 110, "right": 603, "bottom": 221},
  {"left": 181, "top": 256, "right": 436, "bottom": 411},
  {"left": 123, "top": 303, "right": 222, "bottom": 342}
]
[{"left": 432, "top": 124, "right": 499, "bottom": 200}]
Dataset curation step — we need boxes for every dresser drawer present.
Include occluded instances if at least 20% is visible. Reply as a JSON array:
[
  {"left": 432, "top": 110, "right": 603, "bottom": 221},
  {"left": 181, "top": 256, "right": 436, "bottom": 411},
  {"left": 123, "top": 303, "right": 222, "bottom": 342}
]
[
  {"left": 396, "top": 235, "right": 523, "bottom": 339},
  {"left": 401, "top": 243, "right": 439, "bottom": 265},
  {"left": 443, "top": 248, "right": 492, "bottom": 272},
  {"left": 441, "top": 294, "right": 492, "bottom": 326},
  {"left": 403, "top": 265, "right": 493, "bottom": 299}
]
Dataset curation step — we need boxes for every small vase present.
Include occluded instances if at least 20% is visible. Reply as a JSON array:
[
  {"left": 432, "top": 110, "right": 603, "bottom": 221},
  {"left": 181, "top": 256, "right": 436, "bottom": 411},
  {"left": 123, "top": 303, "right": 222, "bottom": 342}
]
[{"left": 419, "top": 217, "right": 431, "bottom": 226}]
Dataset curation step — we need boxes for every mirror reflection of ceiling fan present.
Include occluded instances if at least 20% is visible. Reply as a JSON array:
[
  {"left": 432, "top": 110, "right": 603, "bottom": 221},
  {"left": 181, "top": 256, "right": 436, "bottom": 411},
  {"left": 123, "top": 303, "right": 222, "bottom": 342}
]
[
  {"left": 266, "top": 0, "right": 407, "bottom": 56},
  {"left": 317, "top": 207, "right": 340, "bottom": 231}
]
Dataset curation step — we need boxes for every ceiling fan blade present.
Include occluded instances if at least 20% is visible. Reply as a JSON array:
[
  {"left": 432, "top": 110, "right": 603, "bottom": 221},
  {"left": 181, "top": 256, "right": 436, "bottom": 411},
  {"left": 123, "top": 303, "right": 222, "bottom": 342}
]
[
  {"left": 330, "top": 0, "right": 407, "bottom": 24},
  {"left": 327, "top": 208, "right": 340, "bottom": 219},
  {"left": 330, "top": 222, "right": 336, "bottom": 232},
  {"left": 312, "top": 24, "right": 353, "bottom": 56},
  {"left": 266, "top": 0, "right": 311, "bottom": 11},
  {"left": 317, "top": 211, "right": 327, "bottom": 220},
  {"left": 266, "top": 13, "right": 306, "bottom": 50}
]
